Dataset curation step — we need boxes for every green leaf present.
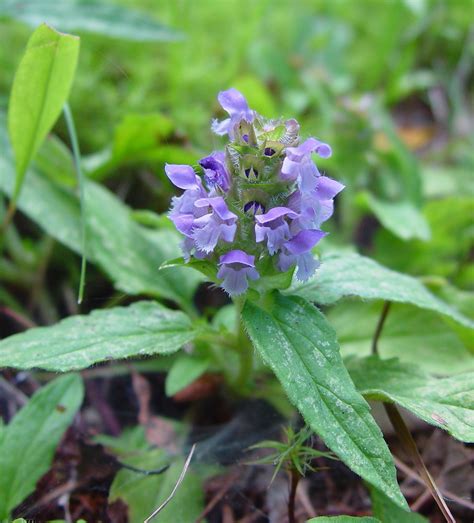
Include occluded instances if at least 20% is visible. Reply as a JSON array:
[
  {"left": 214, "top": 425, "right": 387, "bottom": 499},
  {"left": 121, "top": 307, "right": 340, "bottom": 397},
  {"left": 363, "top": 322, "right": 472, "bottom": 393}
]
[
  {"left": 0, "top": 374, "right": 84, "bottom": 519},
  {"left": 370, "top": 485, "right": 428, "bottom": 522},
  {"left": 289, "top": 252, "right": 473, "bottom": 329},
  {"left": 0, "top": 0, "right": 182, "bottom": 42},
  {"left": 363, "top": 193, "right": 430, "bottom": 241},
  {"left": 165, "top": 354, "right": 210, "bottom": 397},
  {"left": 307, "top": 517, "right": 381, "bottom": 522},
  {"left": 0, "top": 117, "right": 203, "bottom": 310},
  {"left": 109, "top": 452, "right": 204, "bottom": 523},
  {"left": 328, "top": 302, "right": 473, "bottom": 375},
  {"left": 242, "top": 293, "right": 407, "bottom": 509},
  {"left": 348, "top": 356, "right": 474, "bottom": 443},
  {"left": 8, "top": 23, "right": 79, "bottom": 203},
  {"left": 0, "top": 301, "right": 195, "bottom": 371}
]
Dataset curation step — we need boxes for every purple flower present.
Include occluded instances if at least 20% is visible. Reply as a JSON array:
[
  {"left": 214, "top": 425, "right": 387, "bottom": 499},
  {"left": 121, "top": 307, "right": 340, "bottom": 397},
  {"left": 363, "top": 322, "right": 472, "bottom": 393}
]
[
  {"left": 278, "top": 229, "right": 326, "bottom": 281},
  {"left": 255, "top": 207, "right": 298, "bottom": 255},
  {"left": 199, "top": 151, "right": 231, "bottom": 192},
  {"left": 288, "top": 176, "right": 345, "bottom": 229},
  {"left": 212, "top": 88, "right": 255, "bottom": 139},
  {"left": 165, "top": 163, "right": 208, "bottom": 235},
  {"left": 281, "top": 138, "right": 332, "bottom": 193},
  {"left": 217, "top": 250, "right": 259, "bottom": 295},
  {"left": 192, "top": 197, "right": 238, "bottom": 253}
]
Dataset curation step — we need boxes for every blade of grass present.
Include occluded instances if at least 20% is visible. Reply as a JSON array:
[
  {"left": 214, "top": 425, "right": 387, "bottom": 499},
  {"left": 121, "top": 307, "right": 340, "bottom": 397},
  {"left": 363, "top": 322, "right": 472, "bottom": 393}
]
[{"left": 63, "top": 102, "right": 86, "bottom": 304}]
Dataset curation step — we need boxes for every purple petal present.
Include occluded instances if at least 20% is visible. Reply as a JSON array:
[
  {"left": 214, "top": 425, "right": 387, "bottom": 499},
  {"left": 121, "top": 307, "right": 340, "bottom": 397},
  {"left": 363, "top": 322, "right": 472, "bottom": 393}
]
[
  {"left": 255, "top": 206, "right": 298, "bottom": 224},
  {"left": 165, "top": 164, "right": 198, "bottom": 190},
  {"left": 286, "top": 137, "right": 332, "bottom": 160},
  {"left": 294, "top": 252, "right": 320, "bottom": 281},
  {"left": 172, "top": 213, "right": 194, "bottom": 237},
  {"left": 218, "top": 88, "right": 250, "bottom": 116},
  {"left": 284, "top": 229, "right": 327, "bottom": 255},
  {"left": 199, "top": 151, "right": 230, "bottom": 192},
  {"left": 211, "top": 118, "right": 231, "bottom": 136},
  {"left": 195, "top": 197, "right": 237, "bottom": 221},
  {"left": 219, "top": 250, "right": 255, "bottom": 267},
  {"left": 316, "top": 176, "right": 345, "bottom": 199}
]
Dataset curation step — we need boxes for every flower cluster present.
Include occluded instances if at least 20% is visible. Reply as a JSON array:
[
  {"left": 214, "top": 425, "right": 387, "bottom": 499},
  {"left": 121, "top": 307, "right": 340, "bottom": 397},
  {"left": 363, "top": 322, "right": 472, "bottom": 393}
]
[{"left": 165, "top": 88, "right": 344, "bottom": 295}]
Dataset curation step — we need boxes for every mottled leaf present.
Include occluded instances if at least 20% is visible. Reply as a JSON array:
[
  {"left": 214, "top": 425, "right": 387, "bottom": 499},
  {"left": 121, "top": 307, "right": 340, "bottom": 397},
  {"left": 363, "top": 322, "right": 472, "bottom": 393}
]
[
  {"left": 0, "top": 301, "right": 195, "bottom": 371},
  {"left": 289, "top": 252, "right": 473, "bottom": 329},
  {"left": 348, "top": 356, "right": 474, "bottom": 442},
  {"left": 242, "top": 293, "right": 407, "bottom": 509},
  {"left": 0, "top": 374, "right": 84, "bottom": 519}
]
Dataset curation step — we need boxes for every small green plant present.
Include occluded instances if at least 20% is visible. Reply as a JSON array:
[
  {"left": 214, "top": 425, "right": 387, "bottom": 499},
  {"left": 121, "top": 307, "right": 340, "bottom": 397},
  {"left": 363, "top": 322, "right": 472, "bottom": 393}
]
[{"left": 0, "top": 5, "right": 472, "bottom": 520}]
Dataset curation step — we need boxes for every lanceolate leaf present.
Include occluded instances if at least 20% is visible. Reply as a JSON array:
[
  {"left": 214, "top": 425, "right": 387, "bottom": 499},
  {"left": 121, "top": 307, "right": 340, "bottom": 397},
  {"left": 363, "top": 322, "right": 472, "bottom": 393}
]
[
  {"left": 8, "top": 24, "right": 79, "bottom": 204},
  {"left": 0, "top": 0, "right": 182, "bottom": 42},
  {"left": 0, "top": 302, "right": 195, "bottom": 371},
  {"left": 242, "top": 293, "right": 407, "bottom": 509},
  {"left": 0, "top": 117, "right": 203, "bottom": 310},
  {"left": 0, "top": 374, "right": 84, "bottom": 520},
  {"left": 348, "top": 356, "right": 474, "bottom": 443},
  {"left": 289, "top": 253, "right": 473, "bottom": 329}
]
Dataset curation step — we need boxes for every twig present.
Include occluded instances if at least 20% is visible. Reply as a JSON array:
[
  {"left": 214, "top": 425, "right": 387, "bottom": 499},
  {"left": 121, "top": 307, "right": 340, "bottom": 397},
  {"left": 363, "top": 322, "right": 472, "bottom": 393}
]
[
  {"left": 385, "top": 403, "right": 455, "bottom": 523},
  {"left": 0, "top": 306, "right": 36, "bottom": 330},
  {"left": 394, "top": 455, "right": 474, "bottom": 511},
  {"left": 371, "top": 301, "right": 391, "bottom": 355},
  {"left": 144, "top": 444, "right": 196, "bottom": 523}
]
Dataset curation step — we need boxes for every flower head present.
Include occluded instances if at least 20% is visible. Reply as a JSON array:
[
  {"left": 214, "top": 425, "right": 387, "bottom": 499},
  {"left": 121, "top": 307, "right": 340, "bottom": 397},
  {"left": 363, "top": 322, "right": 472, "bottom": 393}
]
[{"left": 165, "top": 88, "right": 344, "bottom": 295}]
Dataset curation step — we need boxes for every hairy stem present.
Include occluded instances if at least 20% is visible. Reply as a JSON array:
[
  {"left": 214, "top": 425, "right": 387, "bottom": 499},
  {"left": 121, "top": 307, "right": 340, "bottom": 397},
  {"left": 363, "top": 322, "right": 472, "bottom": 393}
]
[
  {"left": 288, "top": 468, "right": 299, "bottom": 523},
  {"left": 371, "top": 300, "right": 391, "bottom": 355},
  {"left": 233, "top": 296, "right": 253, "bottom": 392}
]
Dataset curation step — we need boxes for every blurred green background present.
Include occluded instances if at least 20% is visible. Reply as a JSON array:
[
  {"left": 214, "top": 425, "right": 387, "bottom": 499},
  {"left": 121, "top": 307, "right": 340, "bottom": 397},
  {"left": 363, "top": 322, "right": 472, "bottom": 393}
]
[{"left": 0, "top": 0, "right": 472, "bottom": 301}]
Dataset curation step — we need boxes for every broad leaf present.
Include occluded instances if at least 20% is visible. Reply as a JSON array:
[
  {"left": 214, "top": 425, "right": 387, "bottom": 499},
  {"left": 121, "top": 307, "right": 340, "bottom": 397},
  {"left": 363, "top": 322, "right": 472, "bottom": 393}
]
[
  {"left": 8, "top": 24, "right": 79, "bottom": 203},
  {"left": 289, "top": 252, "right": 473, "bottom": 329},
  {"left": 109, "top": 451, "right": 204, "bottom": 523},
  {"left": 0, "top": 0, "right": 181, "bottom": 42},
  {"left": 165, "top": 354, "right": 210, "bottom": 396},
  {"left": 0, "top": 374, "right": 84, "bottom": 519},
  {"left": 0, "top": 117, "right": 203, "bottom": 310},
  {"left": 0, "top": 301, "right": 195, "bottom": 371},
  {"left": 348, "top": 356, "right": 474, "bottom": 443},
  {"left": 242, "top": 293, "right": 407, "bottom": 509},
  {"left": 328, "top": 302, "right": 473, "bottom": 375}
]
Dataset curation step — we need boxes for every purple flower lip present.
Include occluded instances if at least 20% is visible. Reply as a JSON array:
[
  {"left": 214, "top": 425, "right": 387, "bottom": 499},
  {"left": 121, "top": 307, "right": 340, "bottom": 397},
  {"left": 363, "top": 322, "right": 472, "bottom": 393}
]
[
  {"left": 264, "top": 147, "right": 276, "bottom": 156},
  {"left": 286, "top": 137, "right": 332, "bottom": 160},
  {"left": 194, "top": 197, "right": 237, "bottom": 221},
  {"left": 219, "top": 249, "right": 255, "bottom": 267},
  {"left": 284, "top": 229, "right": 326, "bottom": 254},
  {"left": 199, "top": 151, "right": 230, "bottom": 192},
  {"left": 212, "top": 88, "right": 255, "bottom": 138},
  {"left": 165, "top": 164, "right": 199, "bottom": 190},
  {"left": 255, "top": 206, "right": 298, "bottom": 224}
]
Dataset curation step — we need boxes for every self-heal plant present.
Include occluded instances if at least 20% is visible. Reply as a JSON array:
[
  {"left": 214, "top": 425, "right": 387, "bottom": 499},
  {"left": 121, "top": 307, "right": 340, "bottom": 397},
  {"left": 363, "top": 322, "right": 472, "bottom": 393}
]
[{"left": 165, "top": 88, "right": 344, "bottom": 295}]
